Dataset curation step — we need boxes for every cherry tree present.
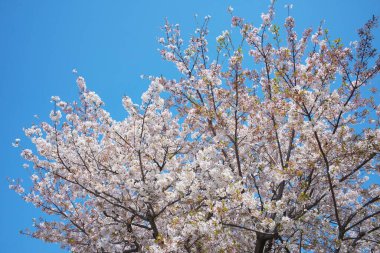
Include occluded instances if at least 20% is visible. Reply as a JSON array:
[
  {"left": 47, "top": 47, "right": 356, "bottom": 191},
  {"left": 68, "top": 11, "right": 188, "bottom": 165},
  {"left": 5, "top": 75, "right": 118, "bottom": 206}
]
[{"left": 11, "top": 4, "right": 380, "bottom": 253}]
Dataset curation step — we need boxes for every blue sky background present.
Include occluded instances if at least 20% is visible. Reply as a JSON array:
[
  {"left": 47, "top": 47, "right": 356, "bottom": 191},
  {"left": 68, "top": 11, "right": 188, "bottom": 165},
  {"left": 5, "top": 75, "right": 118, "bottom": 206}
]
[{"left": 0, "top": 0, "right": 379, "bottom": 252}]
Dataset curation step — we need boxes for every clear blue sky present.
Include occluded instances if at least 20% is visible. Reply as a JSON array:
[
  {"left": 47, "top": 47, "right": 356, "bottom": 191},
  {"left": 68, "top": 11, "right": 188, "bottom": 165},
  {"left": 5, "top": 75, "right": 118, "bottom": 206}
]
[{"left": 0, "top": 1, "right": 379, "bottom": 252}]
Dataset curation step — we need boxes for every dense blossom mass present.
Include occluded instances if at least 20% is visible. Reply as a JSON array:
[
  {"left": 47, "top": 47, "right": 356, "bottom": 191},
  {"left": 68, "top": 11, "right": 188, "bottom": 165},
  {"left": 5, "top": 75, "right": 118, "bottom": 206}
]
[{"left": 11, "top": 4, "right": 380, "bottom": 253}]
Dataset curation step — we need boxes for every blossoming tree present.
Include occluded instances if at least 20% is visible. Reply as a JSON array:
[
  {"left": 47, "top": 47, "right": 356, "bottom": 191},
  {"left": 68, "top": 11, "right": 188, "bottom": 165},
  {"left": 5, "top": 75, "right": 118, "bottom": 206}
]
[{"left": 11, "top": 4, "right": 380, "bottom": 253}]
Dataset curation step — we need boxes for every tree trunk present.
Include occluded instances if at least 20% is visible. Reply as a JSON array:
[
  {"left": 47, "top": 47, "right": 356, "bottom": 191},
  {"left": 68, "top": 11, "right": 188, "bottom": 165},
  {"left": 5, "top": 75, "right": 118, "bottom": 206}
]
[{"left": 254, "top": 237, "right": 267, "bottom": 253}]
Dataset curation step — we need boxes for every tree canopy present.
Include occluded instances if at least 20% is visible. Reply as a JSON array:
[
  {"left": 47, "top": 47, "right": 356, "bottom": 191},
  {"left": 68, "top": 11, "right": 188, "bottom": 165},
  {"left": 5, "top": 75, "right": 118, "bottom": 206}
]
[{"left": 11, "top": 4, "right": 380, "bottom": 253}]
